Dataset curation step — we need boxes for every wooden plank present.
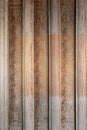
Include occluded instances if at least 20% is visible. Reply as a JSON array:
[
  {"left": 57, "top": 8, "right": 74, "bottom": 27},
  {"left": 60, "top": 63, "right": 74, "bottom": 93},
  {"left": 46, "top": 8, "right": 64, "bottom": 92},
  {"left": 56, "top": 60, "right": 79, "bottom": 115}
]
[
  {"left": 9, "top": 0, "right": 23, "bottom": 129},
  {"left": 61, "top": 0, "right": 75, "bottom": 129},
  {"left": 49, "top": 0, "right": 61, "bottom": 130},
  {"left": 76, "top": 0, "right": 87, "bottom": 129},
  {"left": 50, "top": 0, "right": 75, "bottom": 129},
  {"left": 22, "top": 0, "right": 34, "bottom": 130},
  {"left": 0, "top": 0, "right": 8, "bottom": 130},
  {"left": 34, "top": 0, "right": 49, "bottom": 129}
]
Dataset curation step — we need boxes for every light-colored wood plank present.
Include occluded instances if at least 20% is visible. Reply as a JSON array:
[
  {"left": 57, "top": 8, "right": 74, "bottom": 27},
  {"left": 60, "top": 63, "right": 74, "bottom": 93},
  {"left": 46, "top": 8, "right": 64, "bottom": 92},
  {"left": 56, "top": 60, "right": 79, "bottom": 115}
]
[
  {"left": 9, "top": 0, "right": 23, "bottom": 129},
  {"left": 49, "top": 0, "right": 61, "bottom": 129},
  {"left": 34, "top": 0, "right": 49, "bottom": 129},
  {"left": 76, "top": 0, "right": 87, "bottom": 129},
  {"left": 0, "top": 0, "right": 8, "bottom": 130},
  {"left": 22, "top": 0, "right": 34, "bottom": 130}
]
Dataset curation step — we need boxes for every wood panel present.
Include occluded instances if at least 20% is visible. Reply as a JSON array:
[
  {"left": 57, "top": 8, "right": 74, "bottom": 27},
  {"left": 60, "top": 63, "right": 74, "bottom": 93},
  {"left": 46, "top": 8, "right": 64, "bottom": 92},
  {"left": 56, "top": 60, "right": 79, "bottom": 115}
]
[
  {"left": 76, "top": 0, "right": 87, "bottom": 129},
  {"left": 61, "top": 0, "right": 75, "bottom": 129},
  {"left": 9, "top": 0, "right": 23, "bottom": 129},
  {"left": 22, "top": 0, "right": 34, "bottom": 129},
  {"left": 49, "top": 0, "right": 75, "bottom": 130},
  {"left": 34, "top": 0, "right": 49, "bottom": 129},
  {"left": 49, "top": 0, "right": 61, "bottom": 129},
  {"left": 0, "top": 0, "right": 8, "bottom": 130},
  {"left": 0, "top": 0, "right": 87, "bottom": 130}
]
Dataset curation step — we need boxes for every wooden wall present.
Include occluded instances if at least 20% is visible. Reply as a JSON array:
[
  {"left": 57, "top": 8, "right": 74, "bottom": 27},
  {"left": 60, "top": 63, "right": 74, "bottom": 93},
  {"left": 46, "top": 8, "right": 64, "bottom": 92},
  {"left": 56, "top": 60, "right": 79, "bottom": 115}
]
[{"left": 0, "top": 0, "right": 86, "bottom": 130}]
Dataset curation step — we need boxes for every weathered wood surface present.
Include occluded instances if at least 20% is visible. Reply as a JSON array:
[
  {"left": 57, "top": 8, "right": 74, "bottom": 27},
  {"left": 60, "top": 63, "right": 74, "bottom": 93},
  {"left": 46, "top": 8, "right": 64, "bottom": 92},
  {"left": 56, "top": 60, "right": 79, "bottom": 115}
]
[
  {"left": 34, "top": 0, "right": 49, "bottom": 129},
  {"left": 9, "top": 0, "right": 23, "bottom": 129},
  {"left": 0, "top": 0, "right": 87, "bottom": 130},
  {"left": 0, "top": 0, "right": 8, "bottom": 130},
  {"left": 61, "top": 0, "right": 75, "bottom": 129},
  {"left": 50, "top": 0, "right": 75, "bottom": 130},
  {"left": 49, "top": 0, "right": 61, "bottom": 129},
  {"left": 76, "top": 0, "right": 87, "bottom": 130},
  {"left": 22, "top": 0, "right": 34, "bottom": 129}
]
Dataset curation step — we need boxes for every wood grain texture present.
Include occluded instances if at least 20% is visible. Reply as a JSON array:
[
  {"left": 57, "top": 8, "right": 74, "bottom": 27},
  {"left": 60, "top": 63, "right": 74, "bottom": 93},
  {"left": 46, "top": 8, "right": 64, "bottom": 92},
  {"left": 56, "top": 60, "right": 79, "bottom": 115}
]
[
  {"left": 34, "top": 0, "right": 49, "bottom": 129},
  {"left": 0, "top": 0, "right": 8, "bottom": 130},
  {"left": 9, "top": 0, "right": 23, "bottom": 129},
  {"left": 22, "top": 0, "right": 34, "bottom": 130},
  {"left": 76, "top": 0, "right": 87, "bottom": 129},
  {"left": 49, "top": 0, "right": 61, "bottom": 130},
  {"left": 0, "top": 0, "right": 87, "bottom": 129},
  {"left": 61, "top": 0, "right": 75, "bottom": 129},
  {"left": 50, "top": 0, "right": 75, "bottom": 130}
]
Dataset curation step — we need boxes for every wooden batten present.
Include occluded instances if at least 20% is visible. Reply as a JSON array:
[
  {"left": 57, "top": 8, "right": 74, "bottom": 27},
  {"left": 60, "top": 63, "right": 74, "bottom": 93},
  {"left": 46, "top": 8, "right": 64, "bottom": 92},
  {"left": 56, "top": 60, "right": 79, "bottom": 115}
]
[
  {"left": 61, "top": 0, "right": 75, "bottom": 129},
  {"left": 34, "top": 0, "right": 49, "bottom": 129},
  {"left": 22, "top": 0, "right": 34, "bottom": 129},
  {"left": 9, "top": 0, "right": 23, "bottom": 129},
  {"left": 49, "top": 0, "right": 61, "bottom": 129},
  {"left": 0, "top": 0, "right": 8, "bottom": 130},
  {"left": 76, "top": 0, "right": 87, "bottom": 129}
]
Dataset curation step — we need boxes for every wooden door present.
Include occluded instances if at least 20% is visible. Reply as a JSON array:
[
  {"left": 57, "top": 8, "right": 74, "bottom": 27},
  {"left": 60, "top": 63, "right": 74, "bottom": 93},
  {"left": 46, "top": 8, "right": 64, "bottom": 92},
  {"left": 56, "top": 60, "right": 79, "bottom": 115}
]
[{"left": 0, "top": 0, "right": 86, "bottom": 130}]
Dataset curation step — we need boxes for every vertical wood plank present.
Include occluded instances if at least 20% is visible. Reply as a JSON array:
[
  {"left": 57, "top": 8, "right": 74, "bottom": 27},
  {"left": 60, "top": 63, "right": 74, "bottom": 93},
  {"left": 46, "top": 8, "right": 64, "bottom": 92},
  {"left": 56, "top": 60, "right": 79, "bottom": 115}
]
[
  {"left": 34, "top": 0, "right": 49, "bottom": 129},
  {"left": 49, "top": 0, "right": 61, "bottom": 129},
  {"left": 22, "top": 0, "right": 34, "bottom": 130},
  {"left": 0, "top": 0, "right": 8, "bottom": 130},
  {"left": 50, "top": 0, "right": 75, "bottom": 130},
  {"left": 9, "top": 0, "right": 23, "bottom": 129},
  {"left": 76, "top": 0, "right": 87, "bottom": 129},
  {"left": 61, "top": 0, "right": 75, "bottom": 129}
]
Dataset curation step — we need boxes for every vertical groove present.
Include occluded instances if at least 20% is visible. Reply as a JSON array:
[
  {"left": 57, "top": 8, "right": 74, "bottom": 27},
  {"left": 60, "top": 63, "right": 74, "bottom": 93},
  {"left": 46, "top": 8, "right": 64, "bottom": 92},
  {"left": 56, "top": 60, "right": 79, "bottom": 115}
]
[
  {"left": 76, "top": 0, "right": 78, "bottom": 129},
  {"left": 48, "top": 0, "right": 51, "bottom": 129},
  {"left": 74, "top": 0, "right": 76, "bottom": 129},
  {"left": 21, "top": 0, "right": 23, "bottom": 129},
  {"left": 48, "top": 0, "right": 50, "bottom": 129},
  {"left": 22, "top": 0, "right": 25, "bottom": 129}
]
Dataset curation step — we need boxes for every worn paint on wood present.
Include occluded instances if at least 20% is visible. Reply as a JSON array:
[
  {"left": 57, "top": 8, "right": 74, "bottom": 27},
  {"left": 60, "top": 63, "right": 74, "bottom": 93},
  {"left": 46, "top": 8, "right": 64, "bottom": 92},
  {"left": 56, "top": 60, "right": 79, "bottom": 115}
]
[
  {"left": 22, "top": 0, "right": 34, "bottom": 129},
  {"left": 9, "top": 0, "right": 23, "bottom": 129},
  {"left": 61, "top": 0, "right": 75, "bottom": 129},
  {"left": 49, "top": 0, "right": 61, "bottom": 130},
  {"left": 0, "top": 0, "right": 87, "bottom": 130},
  {"left": 49, "top": 0, "right": 75, "bottom": 130},
  {"left": 76, "top": 0, "right": 87, "bottom": 130},
  {"left": 0, "top": 0, "right": 8, "bottom": 130},
  {"left": 34, "top": 0, "right": 49, "bottom": 129}
]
